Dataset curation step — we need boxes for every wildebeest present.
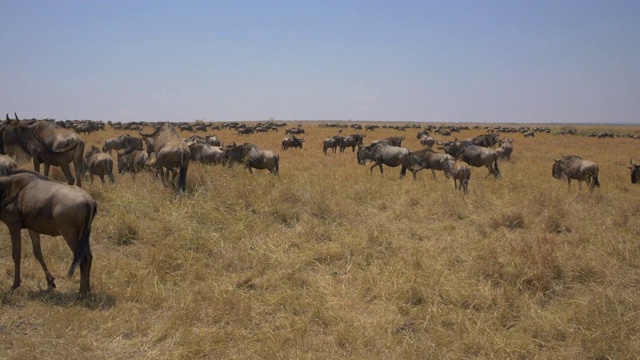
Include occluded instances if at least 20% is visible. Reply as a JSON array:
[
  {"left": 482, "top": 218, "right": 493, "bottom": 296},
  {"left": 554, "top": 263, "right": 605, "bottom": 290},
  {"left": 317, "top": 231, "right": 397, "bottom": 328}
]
[
  {"left": 237, "top": 127, "right": 255, "bottom": 136},
  {"left": 524, "top": 131, "right": 535, "bottom": 138},
  {"left": 3, "top": 114, "right": 85, "bottom": 187},
  {"left": 407, "top": 148, "right": 454, "bottom": 179},
  {"left": 226, "top": 143, "right": 280, "bottom": 175},
  {"left": 0, "top": 154, "right": 18, "bottom": 175},
  {"left": 285, "top": 128, "right": 305, "bottom": 135},
  {"left": 419, "top": 135, "right": 436, "bottom": 149},
  {"left": 188, "top": 142, "right": 227, "bottom": 165},
  {"left": 371, "top": 136, "right": 405, "bottom": 147},
  {"left": 441, "top": 158, "right": 471, "bottom": 194},
  {"left": 0, "top": 169, "right": 96, "bottom": 297},
  {"left": 102, "top": 134, "right": 143, "bottom": 155},
  {"left": 117, "top": 146, "right": 150, "bottom": 175},
  {"left": 205, "top": 135, "right": 222, "bottom": 147},
  {"left": 356, "top": 143, "right": 411, "bottom": 177},
  {"left": 139, "top": 123, "right": 190, "bottom": 194},
  {"left": 281, "top": 135, "right": 304, "bottom": 150},
  {"left": 471, "top": 133, "right": 499, "bottom": 147},
  {"left": 497, "top": 138, "right": 514, "bottom": 161},
  {"left": 339, "top": 134, "right": 365, "bottom": 153},
  {"left": 322, "top": 136, "right": 342, "bottom": 154},
  {"left": 552, "top": 155, "right": 600, "bottom": 190},
  {"left": 83, "top": 146, "right": 115, "bottom": 184},
  {"left": 629, "top": 159, "right": 640, "bottom": 184},
  {"left": 453, "top": 142, "right": 501, "bottom": 178}
]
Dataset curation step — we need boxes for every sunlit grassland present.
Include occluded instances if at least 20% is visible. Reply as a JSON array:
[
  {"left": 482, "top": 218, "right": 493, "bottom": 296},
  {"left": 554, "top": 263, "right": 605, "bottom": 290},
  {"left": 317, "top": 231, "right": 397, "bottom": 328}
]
[{"left": 1, "top": 123, "right": 639, "bottom": 359}]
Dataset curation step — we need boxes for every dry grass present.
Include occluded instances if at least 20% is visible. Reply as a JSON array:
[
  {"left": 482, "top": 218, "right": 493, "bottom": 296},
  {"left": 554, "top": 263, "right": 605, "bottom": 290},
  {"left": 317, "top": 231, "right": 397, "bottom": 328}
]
[{"left": 1, "top": 123, "right": 639, "bottom": 359}]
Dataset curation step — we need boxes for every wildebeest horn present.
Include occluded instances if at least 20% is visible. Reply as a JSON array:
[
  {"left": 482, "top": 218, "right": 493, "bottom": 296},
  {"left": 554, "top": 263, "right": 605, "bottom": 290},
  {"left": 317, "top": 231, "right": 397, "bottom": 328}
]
[
  {"left": 631, "top": 159, "right": 634, "bottom": 165},
  {"left": 138, "top": 126, "right": 160, "bottom": 138},
  {"left": 453, "top": 136, "right": 458, "bottom": 142},
  {"left": 14, "top": 112, "right": 19, "bottom": 121},
  {"left": 5, "top": 113, "right": 9, "bottom": 122}
]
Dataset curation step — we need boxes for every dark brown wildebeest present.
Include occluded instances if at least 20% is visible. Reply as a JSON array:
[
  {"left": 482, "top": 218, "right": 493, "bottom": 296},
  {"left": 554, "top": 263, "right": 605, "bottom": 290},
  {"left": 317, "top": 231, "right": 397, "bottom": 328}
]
[
  {"left": 205, "top": 135, "right": 222, "bottom": 147},
  {"left": 455, "top": 142, "right": 501, "bottom": 178},
  {"left": 322, "top": 136, "right": 342, "bottom": 154},
  {"left": 3, "top": 114, "right": 85, "bottom": 187},
  {"left": 102, "top": 134, "right": 143, "bottom": 155},
  {"left": 357, "top": 143, "right": 411, "bottom": 177},
  {"left": 0, "top": 154, "right": 17, "bottom": 175},
  {"left": 139, "top": 123, "right": 190, "bottom": 194},
  {"left": 419, "top": 135, "right": 436, "bottom": 149},
  {"left": 552, "top": 155, "right": 600, "bottom": 190},
  {"left": 226, "top": 143, "right": 280, "bottom": 175},
  {"left": 83, "top": 146, "right": 116, "bottom": 184},
  {"left": 281, "top": 135, "right": 304, "bottom": 150},
  {"left": 188, "top": 142, "right": 227, "bottom": 165},
  {"left": 629, "top": 159, "right": 640, "bottom": 184},
  {"left": 237, "top": 127, "right": 255, "bottom": 136},
  {"left": 441, "top": 158, "right": 471, "bottom": 194},
  {"left": 497, "top": 138, "right": 514, "bottom": 161},
  {"left": 371, "top": 136, "right": 405, "bottom": 147},
  {"left": 285, "top": 127, "right": 305, "bottom": 135},
  {"left": 407, "top": 148, "right": 454, "bottom": 180},
  {"left": 0, "top": 169, "right": 96, "bottom": 297},
  {"left": 471, "top": 133, "right": 499, "bottom": 147},
  {"left": 117, "top": 146, "right": 150, "bottom": 175}
]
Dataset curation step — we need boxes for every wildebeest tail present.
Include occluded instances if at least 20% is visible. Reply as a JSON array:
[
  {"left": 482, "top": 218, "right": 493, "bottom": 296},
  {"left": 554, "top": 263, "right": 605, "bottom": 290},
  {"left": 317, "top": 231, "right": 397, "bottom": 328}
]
[
  {"left": 494, "top": 156, "right": 501, "bottom": 177},
  {"left": 593, "top": 172, "right": 600, "bottom": 188},
  {"left": 68, "top": 202, "right": 96, "bottom": 278},
  {"left": 274, "top": 154, "right": 280, "bottom": 176}
]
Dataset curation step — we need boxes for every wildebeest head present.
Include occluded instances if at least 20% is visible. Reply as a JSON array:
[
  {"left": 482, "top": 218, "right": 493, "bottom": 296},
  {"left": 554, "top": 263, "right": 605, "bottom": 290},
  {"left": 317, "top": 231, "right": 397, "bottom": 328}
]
[
  {"left": 552, "top": 159, "right": 565, "bottom": 179},
  {"left": 629, "top": 159, "right": 640, "bottom": 184}
]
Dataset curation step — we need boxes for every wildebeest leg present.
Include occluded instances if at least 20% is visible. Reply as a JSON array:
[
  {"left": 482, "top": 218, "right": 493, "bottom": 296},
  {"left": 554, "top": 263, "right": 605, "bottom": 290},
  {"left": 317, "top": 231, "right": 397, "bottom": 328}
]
[
  {"left": 108, "top": 173, "right": 116, "bottom": 184},
  {"left": 400, "top": 166, "right": 407, "bottom": 178},
  {"left": 73, "top": 144, "right": 84, "bottom": 187},
  {"left": 90, "top": 173, "right": 94, "bottom": 184},
  {"left": 42, "top": 162, "right": 49, "bottom": 177},
  {"left": 60, "top": 163, "right": 76, "bottom": 186},
  {"left": 99, "top": 174, "right": 105, "bottom": 184},
  {"left": 28, "top": 230, "right": 56, "bottom": 289},
  {"left": 454, "top": 178, "right": 459, "bottom": 191},
  {"left": 59, "top": 227, "right": 92, "bottom": 296},
  {"left": 369, "top": 163, "right": 377, "bottom": 175},
  {"left": 9, "top": 228, "right": 22, "bottom": 290},
  {"left": 567, "top": 179, "right": 571, "bottom": 191}
]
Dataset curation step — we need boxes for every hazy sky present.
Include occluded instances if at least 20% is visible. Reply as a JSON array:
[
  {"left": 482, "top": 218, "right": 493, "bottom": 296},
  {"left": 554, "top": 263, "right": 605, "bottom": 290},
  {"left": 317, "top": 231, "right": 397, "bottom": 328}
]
[{"left": 1, "top": 1, "right": 638, "bottom": 123}]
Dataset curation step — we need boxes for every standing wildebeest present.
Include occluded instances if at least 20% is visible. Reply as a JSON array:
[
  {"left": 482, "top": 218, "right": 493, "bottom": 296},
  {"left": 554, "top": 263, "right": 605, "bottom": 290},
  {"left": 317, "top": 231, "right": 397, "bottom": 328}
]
[
  {"left": 629, "top": 159, "right": 640, "bottom": 184},
  {"left": 0, "top": 169, "right": 96, "bottom": 297},
  {"left": 139, "top": 123, "right": 190, "bottom": 194},
  {"left": 441, "top": 158, "right": 471, "bottom": 194},
  {"left": 471, "top": 133, "right": 499, "bottom": 147},
  {"left": 0, "top": 154, "right": 17, "bottom": 175},
  {"left": 552, "top": 155, "right": 600, "bottom": 190},
  {"left": 456, "top": 143, "right": 501, "bottom": 178},
  {"left": 188, "top": 142, "right": 227, "bottom": 165},
  {"left": 407, "top": 148, "right": 454, "bottom": 179},
  {"left": 497, "top": 138, "right": 514, "bottom": 161},
  {"left": 281, "top": 135, "right": 304, "bottom": 150},
  {"left": 102, "top": 134, "right": 143, "bottom": 155},
  {"left": 322, "top": 136, "right": 342, "bottom": 154},
  {"left": 83, "top": 146, "right": 116, "bottom": 184},
  {"left": 226, "top": 143, "right": 280, "bottom": 175},
  {"left": 205, "top": 135, "right": 222, "bottom": 146},
  {"left": 117, "top": 146, "right": 150, "bottom": 175},
  {"left": 371, "top": 136, "right": 405, "bottom": 147},
  {"left": 356, "top": 143, "right": 411, "bottom": 177},
  {"left": 419, "top": 135, "right": 436, "bottom": 149},
  {"left": 3, "top": 114, "right": 85, "bottom": 187}
]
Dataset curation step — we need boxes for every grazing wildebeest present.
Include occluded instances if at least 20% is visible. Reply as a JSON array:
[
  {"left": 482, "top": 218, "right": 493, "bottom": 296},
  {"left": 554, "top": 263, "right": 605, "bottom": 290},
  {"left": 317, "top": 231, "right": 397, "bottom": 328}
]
[
  {"left": 188, "top": 142, "right": 227, "bottom": 165},
  {"left": 3, "top": 114, "right": 85, "bottom": 187},
  {"left": 322, "top": 136, "right": 342, "bottom": 154},
  {"left": 0, "top": 154, "right": 17, "bottom": 175},
  {"left": 281, "top": 135, "right": 304, "bottom": 150},
  {"left": 139, "top": 123, "right": 190, "bottom": 194},
  {"left": 237, "top": 127, "right": 255, "bottom": 136},
  {"left": 0, "top": 169, "right": 96, "bottom": 297},
  {"left": 471, "top": 134, "right": 499, "bottom": 147},
  {"left": 285, "top": 128, "right": 305, "bottom": 135},
  {"left": 83, "top": 146, "right": 115, "bottom": 184},
  {"left": 117, "top": 146, "right": 150, "bottom": 175},
  {"left": 205, "top": 135, "right": 222, "bottom": 147},
  {"left": 356, "top": 143, "right": 411, "bottom": 177},
  {"left": 552, "top": 155, "right": 600, "bottom": 190},
  {"left": 441, "top": 158, "right": 471, "bottom": 194},
  {"left": 457, "top": 143, "right": 501, "bottom": 178},
  {"left": 407, "top": 148, "right": 454, "bottom": 179},
  {"left": 102, "top": 134, "right": 143, "bottom": 155},
  {"left": 629, "top": 159, "right": 640, "bottom": 184},
  {"left": 226, "top": 143, "right": 279, "bottom": 175},
  {"left": 371, "top": 136, "right": 405, "bottom": 147},
  {"left": 524, "top": 131, "right": 535, "bottom": 138}
]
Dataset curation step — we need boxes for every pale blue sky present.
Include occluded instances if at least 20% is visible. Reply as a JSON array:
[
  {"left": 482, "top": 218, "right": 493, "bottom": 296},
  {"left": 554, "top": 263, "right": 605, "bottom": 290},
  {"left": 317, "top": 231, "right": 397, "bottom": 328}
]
[{"left": 1, "top": 1, "right": 638, "bottom": 123}]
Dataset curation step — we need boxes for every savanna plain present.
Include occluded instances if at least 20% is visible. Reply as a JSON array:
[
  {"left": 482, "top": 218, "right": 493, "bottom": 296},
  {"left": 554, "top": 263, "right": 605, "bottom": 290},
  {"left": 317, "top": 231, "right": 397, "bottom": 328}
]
[{"left": 0, "top": 122, "right": 639, "bottom": 359}]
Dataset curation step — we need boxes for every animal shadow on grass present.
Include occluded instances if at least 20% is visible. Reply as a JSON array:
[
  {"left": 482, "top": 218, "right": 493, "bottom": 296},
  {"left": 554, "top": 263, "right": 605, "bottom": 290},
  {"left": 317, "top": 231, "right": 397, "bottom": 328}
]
[{"left": 25, "top": 289, "right": 116, "bottom": 310}]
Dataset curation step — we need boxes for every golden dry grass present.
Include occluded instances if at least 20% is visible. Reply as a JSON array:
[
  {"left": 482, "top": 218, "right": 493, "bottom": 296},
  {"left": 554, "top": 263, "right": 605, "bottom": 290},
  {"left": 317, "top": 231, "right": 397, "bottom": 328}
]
[{"left": 1, "top": 123, "right": 639, "bottom": 359}]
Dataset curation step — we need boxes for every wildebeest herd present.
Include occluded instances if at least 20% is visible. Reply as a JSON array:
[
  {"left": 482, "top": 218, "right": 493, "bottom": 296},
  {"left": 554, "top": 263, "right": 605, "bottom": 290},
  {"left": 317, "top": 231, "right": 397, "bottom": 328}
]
[{"left": 0, "top": 114, "right": 635, "bottom": 298}]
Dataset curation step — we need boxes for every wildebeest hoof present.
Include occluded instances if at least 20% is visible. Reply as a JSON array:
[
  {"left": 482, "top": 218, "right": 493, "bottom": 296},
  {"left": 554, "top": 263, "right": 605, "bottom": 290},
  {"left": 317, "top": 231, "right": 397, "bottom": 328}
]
[
  {"left": 47, "top": 277, "right": 56, "bottom": 289},
  {"left": 11, "top": 282, "right": 21, "bottom": 290}
]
